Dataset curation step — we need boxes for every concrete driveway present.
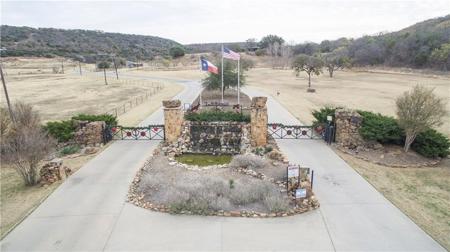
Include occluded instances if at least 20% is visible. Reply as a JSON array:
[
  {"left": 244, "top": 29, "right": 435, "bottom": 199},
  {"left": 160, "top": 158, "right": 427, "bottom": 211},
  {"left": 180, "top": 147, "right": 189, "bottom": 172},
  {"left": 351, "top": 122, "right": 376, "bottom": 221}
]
[{"left": 1, "top": 80, "right": 445, "bottom": 251}]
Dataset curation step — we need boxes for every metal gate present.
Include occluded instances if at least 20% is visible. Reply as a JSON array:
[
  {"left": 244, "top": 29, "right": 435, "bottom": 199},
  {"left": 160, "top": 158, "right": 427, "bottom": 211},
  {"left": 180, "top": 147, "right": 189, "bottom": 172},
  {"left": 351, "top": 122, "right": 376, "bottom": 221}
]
[
  {"left": 104, "top": 125, "right": 165, "bottom": 141},
  {"left": 267, "top": 123, "right": 335, "bottom": 143}
]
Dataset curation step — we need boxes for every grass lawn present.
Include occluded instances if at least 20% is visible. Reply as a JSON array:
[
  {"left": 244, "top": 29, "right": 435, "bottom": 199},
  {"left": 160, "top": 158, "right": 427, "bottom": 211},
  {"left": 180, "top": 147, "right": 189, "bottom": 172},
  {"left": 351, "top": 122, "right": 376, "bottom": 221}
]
[{"left": 335, "top": 150, "right": 450, "bottom": 250}]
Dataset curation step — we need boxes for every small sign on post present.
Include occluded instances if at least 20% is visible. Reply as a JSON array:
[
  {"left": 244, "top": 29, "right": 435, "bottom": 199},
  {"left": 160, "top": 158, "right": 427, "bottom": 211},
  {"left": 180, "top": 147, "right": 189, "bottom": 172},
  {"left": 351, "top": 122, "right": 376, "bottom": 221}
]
[
  {"left": 295, "top": 188, "right": 307, "bottom": 199},
  {"left": 287, "top": 165, "right": 299, "bottom": 178}
]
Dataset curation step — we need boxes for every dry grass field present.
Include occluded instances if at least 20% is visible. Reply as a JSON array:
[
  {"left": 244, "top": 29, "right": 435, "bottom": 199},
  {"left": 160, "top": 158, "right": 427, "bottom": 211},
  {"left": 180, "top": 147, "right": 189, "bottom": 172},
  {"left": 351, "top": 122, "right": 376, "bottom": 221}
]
[
  {"left": 1, "top": 58, "right": 183, "bottom": 124},
  {"left": 246, "top": 68, "right": 450, "bottom": 137}
]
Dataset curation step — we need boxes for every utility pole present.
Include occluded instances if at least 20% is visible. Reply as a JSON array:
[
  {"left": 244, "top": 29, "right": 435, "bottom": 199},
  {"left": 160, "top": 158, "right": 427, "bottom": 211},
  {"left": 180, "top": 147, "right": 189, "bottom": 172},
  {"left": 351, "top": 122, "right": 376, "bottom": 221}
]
[
  {"left": 113, "top": 57, "right": 119, "bottom": 80},
  {"left": 79, "top": 61, "right": 82, "bottom": 75},
  {"left": 0, "top": 64, "right": 15, "bottom": 123}
]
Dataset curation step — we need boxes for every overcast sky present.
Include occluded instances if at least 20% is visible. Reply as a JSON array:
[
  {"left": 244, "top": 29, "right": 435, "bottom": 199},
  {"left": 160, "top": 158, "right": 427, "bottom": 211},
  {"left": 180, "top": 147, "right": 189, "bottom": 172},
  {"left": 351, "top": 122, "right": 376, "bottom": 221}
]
[{"left": 1, "top": 0, "right": 449, "bottom": 44}]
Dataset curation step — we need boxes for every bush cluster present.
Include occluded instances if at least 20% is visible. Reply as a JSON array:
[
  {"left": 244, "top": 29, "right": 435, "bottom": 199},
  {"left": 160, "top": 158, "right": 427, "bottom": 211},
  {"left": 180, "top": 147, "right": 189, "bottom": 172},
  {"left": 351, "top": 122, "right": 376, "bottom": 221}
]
[
  {"left": 185, "top": 111, "right": 250, "bottom": 122},
  {"left": 71, "top": 114, "right": 117, "bottom": 126},
  {"left": 44, "top": 113, "right": 117, "bottom": 143},
  {"left": 311, "top": 106, "right": 339, "bottom": 126},
  {"left": 229, "top": 154, "right": 269, "bottom": 169},
  {"left": 412, "top": 129, "right": 450, "bottom": 158},
  {"left": 357, "top": 111, "right": 404, "bottom": 144},
  {"left": 44, "top": 120, "right": 76, "bottom": 142},
  {"left": 138, "top": 166, "right": 289, "bottom": 215},
  {"left": 312, "top": 106, "right": 449, "bottom": 158}
]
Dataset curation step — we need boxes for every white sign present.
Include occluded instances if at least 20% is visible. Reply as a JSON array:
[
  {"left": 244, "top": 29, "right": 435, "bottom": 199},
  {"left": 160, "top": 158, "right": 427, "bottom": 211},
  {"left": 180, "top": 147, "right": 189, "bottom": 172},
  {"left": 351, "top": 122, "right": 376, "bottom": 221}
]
[
  {"left": 287, "top": 165, "right": 299, "bottom": 178},
  {"left": 295, "top": 188, "right": 307, "bottom": 199}
]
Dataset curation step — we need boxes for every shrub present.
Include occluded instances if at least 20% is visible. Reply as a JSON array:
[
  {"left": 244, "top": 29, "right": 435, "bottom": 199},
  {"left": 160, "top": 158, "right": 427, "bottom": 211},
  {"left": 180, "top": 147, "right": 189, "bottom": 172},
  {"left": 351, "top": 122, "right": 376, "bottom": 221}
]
[
  {"left": 185, "top": 111, "right": 250, "bottom": 122},
  {"left": 229, "top": 154, "right": 269, "bottom": 169},
  {"left": 60, "top": 145, "right": 80, "bottom": 156},
  {"left": 71, "top": 113, "right": 117, "bottom": 126},
  {"left": 255, "top": 48, "right": 266, "bottom": 56},
  {"left": 2, "top": 102, "right": 55, "bottom": 186},
  {"left": 312, "top": 106, "right": 339, "bottom": 126},
  {"left": 358, "top": 110, "right": 404, "bottom": 144},
  {"left": 138, "top": 164, "right": 289, "bottom": 214},
  {"left": 169, "top": 46, "right": 185, "bottom": 58},
  {"left": 263, "top": 193, "right": 290, "bottom": 212},
  {"left": 396, "top": 85, "right": 447, "bottom": 152},
  {"left": 412, "top": 129, "right": 450, "bottom": 158},
  {"left": 44, "top": 120, "right": 76, "bottom": 142}
]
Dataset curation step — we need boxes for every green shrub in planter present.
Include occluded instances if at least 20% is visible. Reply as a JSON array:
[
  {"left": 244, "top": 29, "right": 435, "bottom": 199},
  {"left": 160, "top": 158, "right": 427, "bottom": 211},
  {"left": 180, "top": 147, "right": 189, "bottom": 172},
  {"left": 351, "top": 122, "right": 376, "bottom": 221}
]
[
  {"left": 71, "top": 113, "right": 117, "bottom": 126},
  {"left": 60, "top": 145, "right": 81, "bottom": 156},
  {"left": 312, "top": 106, "right": 339, "bottom": 127},
  {"left": 358, "top": 110, "right": 404, "bottom": 144},
  {"left": 412, "top": 129, "right": 450, "bottom": 158},
  {"left": 44, "top": 120, "right": 76, "bottom": 142},
  {"left": 185, "top": 111, "right": 250, "bottom": 122}
]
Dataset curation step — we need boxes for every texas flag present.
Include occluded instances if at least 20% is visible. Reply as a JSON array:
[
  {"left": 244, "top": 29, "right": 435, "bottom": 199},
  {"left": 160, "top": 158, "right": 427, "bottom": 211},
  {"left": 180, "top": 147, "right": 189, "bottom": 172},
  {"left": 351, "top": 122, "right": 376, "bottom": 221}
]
[{"left": 201, "top": 58, "right": 218, "bottom": 74}]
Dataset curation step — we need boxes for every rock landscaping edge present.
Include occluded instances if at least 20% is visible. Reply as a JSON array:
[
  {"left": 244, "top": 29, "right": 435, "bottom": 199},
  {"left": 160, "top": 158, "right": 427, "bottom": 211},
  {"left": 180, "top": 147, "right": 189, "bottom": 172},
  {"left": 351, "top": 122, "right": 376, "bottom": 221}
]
[{"left": 127, "top": 149, "right": 320, "bottom": 218}]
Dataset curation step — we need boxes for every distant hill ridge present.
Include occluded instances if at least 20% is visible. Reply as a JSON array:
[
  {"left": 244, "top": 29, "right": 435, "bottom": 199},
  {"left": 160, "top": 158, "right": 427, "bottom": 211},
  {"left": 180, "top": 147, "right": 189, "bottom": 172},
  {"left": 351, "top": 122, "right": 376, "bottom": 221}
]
[{"left": 0, "top": 25, "right": 182, "bottom": 62}]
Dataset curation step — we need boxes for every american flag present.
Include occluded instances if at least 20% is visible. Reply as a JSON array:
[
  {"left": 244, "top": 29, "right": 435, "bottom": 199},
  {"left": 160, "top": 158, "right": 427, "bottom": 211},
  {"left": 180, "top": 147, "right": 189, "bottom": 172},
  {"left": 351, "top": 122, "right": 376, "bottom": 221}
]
[{"left": 222, "top": 47, "right": 240, "bottom": 60}]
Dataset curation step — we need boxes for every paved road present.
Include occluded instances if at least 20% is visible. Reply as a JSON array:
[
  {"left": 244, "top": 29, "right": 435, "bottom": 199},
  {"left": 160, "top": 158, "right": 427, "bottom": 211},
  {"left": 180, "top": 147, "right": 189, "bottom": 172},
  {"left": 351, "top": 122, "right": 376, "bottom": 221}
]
[{"left": 2, "top": 78, "right": 445, "bottom": 251}]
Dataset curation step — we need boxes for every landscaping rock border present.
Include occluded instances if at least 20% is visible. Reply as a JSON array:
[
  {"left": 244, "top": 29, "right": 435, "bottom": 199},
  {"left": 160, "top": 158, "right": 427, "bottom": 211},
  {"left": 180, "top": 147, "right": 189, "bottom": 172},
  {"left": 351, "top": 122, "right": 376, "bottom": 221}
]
[{"left": 127, "top": 148, "right": 320, "bottom": 218}]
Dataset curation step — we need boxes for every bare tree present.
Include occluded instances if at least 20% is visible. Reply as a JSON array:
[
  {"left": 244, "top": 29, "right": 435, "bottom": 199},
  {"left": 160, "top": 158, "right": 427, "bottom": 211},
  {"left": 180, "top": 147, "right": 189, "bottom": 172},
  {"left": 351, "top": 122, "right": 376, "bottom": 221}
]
[
  {"left": 2, "top": 103, "right": 55, "bottom": 186},
  {"left": 280, "top": 45, "right": 293, "bottom": 69},
  {"left": 396, "top": 85, "right": 447, "bottom": 152}
]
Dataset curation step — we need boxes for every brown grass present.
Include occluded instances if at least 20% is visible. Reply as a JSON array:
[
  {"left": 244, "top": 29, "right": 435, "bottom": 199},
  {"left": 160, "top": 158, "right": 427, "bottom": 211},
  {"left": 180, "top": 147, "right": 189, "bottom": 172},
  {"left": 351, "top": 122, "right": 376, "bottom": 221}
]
[
  {"left": 1, "top": 58, "right": 183, "bottom": 123},
  {"left": 246, "top": 68, "right": 450, "bottom": 137},
  {"left": 335, "top": 150, "right": 450, "bottom": 250}
]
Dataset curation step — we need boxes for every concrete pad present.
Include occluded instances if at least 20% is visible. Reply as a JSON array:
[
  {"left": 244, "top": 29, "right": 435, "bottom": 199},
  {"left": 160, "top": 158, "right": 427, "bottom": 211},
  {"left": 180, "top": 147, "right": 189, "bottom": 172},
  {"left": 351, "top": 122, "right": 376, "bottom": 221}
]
[
  {"left": 320, "top": 203, "right": 444, "bottom": 251},
  {"left": 221, "top": 210, "right": 334, "bottom": 251},
  {"left": 1, "top": 214, "right": 117, "bottom": 251},
  {"left": 104, "top": 204, "right": 223, "bottom": 251}
]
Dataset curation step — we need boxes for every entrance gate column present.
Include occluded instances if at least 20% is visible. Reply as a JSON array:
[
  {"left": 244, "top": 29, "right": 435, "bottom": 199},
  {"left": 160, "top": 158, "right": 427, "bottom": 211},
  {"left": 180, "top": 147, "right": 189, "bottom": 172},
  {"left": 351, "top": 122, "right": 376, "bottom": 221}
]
[
  {"left": 163, "top": 99, "right": 183, "bottom": 143},
  {"left": 250, "top": 96, "right": 268, "bottom": 146}
]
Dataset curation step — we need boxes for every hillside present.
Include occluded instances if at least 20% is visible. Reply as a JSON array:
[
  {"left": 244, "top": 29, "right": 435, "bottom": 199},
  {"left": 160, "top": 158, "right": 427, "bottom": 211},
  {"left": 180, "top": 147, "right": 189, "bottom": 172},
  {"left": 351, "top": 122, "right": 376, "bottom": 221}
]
[
  {"left": 185, "top": 42, "right": 247, "bottom": 53},
  {"left": 0, "top": 25, "right": 182, "bottom": 62},
  {"left": 185, "top": 15, "right": 450, "bottom": 70}
]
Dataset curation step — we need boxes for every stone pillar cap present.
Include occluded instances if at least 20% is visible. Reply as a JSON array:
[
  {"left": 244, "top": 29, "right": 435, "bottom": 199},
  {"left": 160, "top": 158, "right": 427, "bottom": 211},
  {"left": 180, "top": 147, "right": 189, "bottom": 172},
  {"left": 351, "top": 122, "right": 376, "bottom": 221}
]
[
  {"left": 163, "top": 99, "right": 181, "bottom": 108},
  {"left": 251, "top": 97, "right": 267, "bottom": 108}
]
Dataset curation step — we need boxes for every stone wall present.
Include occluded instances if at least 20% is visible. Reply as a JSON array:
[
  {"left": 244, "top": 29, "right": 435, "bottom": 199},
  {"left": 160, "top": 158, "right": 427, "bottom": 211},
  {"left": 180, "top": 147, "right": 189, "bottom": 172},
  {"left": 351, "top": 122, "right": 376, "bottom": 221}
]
[
  {"left": 250, "top": 97, "right": 268, "bottom": 147},
  {"left": 334, "top": 109, "right": 365, "bottom": 149},
  {"left": 163, "top": 99, "right": 183, "bottom": 143},
  {"left": 181, "top": 121, "right": 250, "bottom": 154},
  {"left": 74, "top": 121, "right": 105, "bottom": 146}
]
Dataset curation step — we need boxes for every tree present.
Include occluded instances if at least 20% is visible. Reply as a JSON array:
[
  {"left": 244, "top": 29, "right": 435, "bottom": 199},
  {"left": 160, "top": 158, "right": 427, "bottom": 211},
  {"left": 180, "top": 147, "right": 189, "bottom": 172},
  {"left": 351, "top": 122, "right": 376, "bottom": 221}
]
[
  {"left": 97, "top": 61, "right": 110, "bottom": 85},
  {"left": 202, "top": 61, "right": 245, "bottom": 90},
  {"left": 292, "top": 54, "right": 324, "bottom": 90},
  {"left": 169, "top": 46, "right": 185, "bottom": 58},
  {"left": 245, "top": 38, "right": 258, "bottom": 51},
  {"left": 430, "top": 43, "right": 450, "bottom": 71},
  {"left": 259, "top": 35, "right": 284, "bottom": 49},
  {"left": 396, "top": 85, "right": 447, "bottom": 152},
  {"left": 2, "top": 102, "right": 55, "bottom": 186},
  {"left": 322, "top": 48, "right": 351, "bottom": 77}
]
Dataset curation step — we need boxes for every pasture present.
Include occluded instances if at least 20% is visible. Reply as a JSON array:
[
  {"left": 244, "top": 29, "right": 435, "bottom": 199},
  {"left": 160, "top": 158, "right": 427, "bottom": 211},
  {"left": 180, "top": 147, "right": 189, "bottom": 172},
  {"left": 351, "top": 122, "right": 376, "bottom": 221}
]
[{"left": 245, "top": 68, "right": 450, "bottom": 137}]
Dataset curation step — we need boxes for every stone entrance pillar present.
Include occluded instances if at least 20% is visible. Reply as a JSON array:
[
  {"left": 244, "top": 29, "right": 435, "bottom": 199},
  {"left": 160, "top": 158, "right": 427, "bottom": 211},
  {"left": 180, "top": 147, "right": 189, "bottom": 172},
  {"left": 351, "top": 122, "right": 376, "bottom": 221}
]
[
  {"left": 250, "top": 96, "right": 268, "bottom": 147},
  {"left": 162, "top": 99, "right": 183, "bottom": 143},
  {"left": 334, "top": 109, "right": 364, "bottom": 148}
]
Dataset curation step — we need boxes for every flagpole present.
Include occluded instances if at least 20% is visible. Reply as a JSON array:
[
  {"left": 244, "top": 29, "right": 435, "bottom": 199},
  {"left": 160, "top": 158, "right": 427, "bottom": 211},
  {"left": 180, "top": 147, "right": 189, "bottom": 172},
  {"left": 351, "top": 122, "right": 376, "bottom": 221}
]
[
  {"left": 221, "top": 44, "right": 224, "bottom": 103},
  {"left": 237, "top": 58, "right": 240, "bottom": 106}
]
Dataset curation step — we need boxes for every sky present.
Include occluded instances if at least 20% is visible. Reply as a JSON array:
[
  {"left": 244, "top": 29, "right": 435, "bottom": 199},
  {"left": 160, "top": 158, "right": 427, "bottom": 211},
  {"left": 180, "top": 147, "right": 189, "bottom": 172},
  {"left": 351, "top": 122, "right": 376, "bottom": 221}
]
[{"left": 1, "top": 0, "right": 450, "bottom": 44}]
